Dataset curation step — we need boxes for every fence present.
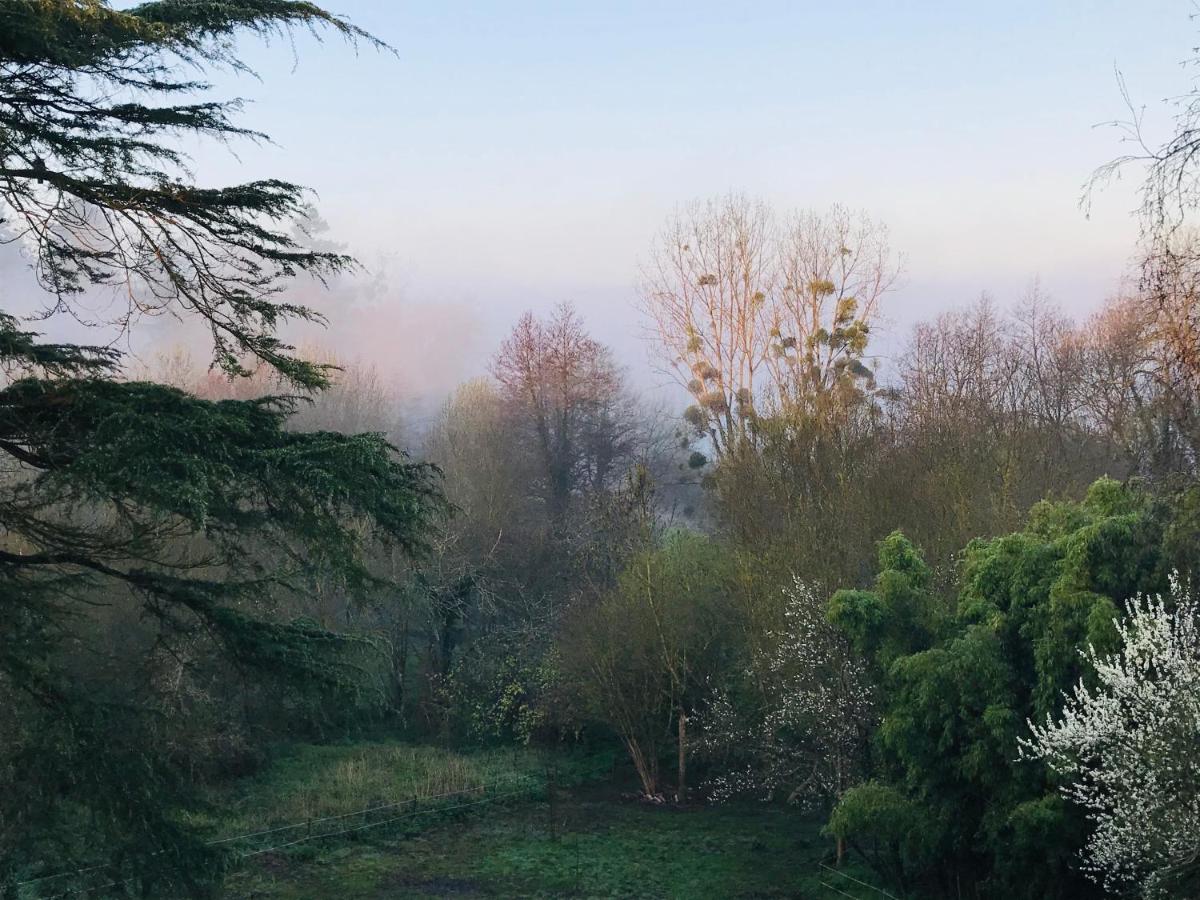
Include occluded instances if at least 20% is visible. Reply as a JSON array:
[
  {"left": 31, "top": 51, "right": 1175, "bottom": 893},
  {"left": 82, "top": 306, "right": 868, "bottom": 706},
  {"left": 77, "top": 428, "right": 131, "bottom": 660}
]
[
  {"left": 819, "top": 862, "right": 901, "bottom": 899},
  {"left": 15, "top": 765, "right": 894, "bottom": 900},
  {"left": 13, "top": 766, "right": 576, "bottom": 899}
]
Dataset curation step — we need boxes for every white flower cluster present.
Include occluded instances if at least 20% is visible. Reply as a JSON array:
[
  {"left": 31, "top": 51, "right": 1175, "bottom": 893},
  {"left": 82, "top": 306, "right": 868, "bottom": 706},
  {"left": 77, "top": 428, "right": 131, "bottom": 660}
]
[
  {"left": 699, "top": 577, "right": 874, "bottom": 806},
  {"left": 1019, "top": 576, "right": 1200, "bottom": 898}
]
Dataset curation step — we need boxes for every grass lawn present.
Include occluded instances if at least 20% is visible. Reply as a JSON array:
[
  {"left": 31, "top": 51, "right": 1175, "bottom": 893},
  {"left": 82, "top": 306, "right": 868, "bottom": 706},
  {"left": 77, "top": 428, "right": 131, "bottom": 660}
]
[{"left": 213, "top": 741, "right": 892, "bottom": 899}]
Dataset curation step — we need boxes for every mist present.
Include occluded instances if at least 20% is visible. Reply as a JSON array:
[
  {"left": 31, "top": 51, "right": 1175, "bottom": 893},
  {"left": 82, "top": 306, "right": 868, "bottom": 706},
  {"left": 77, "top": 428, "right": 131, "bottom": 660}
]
[{"left": 7, "top": 6, "right": 1200, "bottom": 897}]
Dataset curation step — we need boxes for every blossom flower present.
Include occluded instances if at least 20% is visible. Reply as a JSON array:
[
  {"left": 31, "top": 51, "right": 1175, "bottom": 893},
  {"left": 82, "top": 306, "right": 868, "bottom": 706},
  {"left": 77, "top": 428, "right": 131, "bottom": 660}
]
[{"left": 1019, "top": 575, "right": 1200, "bottom": 898}]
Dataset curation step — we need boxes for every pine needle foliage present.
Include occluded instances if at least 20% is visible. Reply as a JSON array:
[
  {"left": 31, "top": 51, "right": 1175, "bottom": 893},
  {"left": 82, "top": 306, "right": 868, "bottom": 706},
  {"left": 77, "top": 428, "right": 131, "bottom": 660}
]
[
  {"left": 0, "top": 3, "right": 440, "bottom": 896},
  {"left": 0, "top": 0, "right": 390, "bottom": 387}
]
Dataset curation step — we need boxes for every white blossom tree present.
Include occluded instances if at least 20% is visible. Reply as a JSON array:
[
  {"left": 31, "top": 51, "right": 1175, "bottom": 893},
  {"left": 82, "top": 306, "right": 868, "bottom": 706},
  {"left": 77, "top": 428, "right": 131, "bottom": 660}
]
[
  {"left": 1020, "top": 577, "right": 1200, "bottom": 898},
  {"left": 700, "top": 577, "right": 874, "bottom": 809}
]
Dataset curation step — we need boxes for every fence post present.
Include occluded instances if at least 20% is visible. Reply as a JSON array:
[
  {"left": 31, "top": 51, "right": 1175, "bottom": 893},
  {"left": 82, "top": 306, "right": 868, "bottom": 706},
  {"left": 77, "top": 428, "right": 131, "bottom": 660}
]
[
  {"left": 547, "top": 763, "right": 559, "bottom": 843},
  {"left": 677, "top": 710, "right": 687, "bottom": 805},
  {"left": 573, "top": 833, "right": 582, "bottom": 896}
]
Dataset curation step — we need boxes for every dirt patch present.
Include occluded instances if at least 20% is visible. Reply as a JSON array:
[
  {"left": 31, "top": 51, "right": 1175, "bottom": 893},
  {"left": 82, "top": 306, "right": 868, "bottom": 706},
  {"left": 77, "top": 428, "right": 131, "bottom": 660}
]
[{"left": 250, "top": 852, "right": 295, "bottom": 876}]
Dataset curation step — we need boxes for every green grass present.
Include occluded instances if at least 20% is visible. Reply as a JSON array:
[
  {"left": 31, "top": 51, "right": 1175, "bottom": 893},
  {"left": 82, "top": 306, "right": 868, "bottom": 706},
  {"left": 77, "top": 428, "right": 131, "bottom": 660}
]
[
  {"left": 211, "top": 741, "right": 892, "bottom": 899},
  {"left": 195, "top": 742, "right": 550, "bottom": 841}
]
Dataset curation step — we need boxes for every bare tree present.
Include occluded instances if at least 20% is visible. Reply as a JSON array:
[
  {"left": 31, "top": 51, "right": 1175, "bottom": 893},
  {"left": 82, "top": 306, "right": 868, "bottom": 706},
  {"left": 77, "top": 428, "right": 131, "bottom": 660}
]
[
  {"left": 1140, "top": 237, "right": 1200, "bottom": 460},
  {"left": 766, "top": 205, "right": 898, "bottom": 414},
  {"left": 492, "top": 303, "right": 636, "bottom": 520},
  {"left": 896, "top": 296, "right": 1019, "bottom": 430},
  {"left": 1011, "top": 284, "right": 1084, "bottom": 436},
  {"left": 1091, "top": 60, "right": 1200, "bottom": 243},
  {"left": 641, "top": 195, "right": 775, "bottom": 457},
  {"left": 874, "top": 293, "right": 1153, "bottom": 568},
  {"left": 1076, "top": 294, "right": 1163, "bottom": 473},
  {"left": 641, "top": 196, "right": 898, "bottom": 457},
  {"left": 1091, "top": 33, "right": 1200, "bottom": 466}
]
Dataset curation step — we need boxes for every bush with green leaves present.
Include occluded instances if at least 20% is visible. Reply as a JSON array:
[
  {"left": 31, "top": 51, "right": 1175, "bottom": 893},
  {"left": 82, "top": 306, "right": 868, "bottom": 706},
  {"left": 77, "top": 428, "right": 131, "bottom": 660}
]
[
  {"left": 826, "top": 479, "right": 1179, "bottom": 899},
  {"left": 559, "top": 529, "right": 741, "bottom": 797},
  {"left": 444, "top": 635, "right": 567, "bottom": 746}
]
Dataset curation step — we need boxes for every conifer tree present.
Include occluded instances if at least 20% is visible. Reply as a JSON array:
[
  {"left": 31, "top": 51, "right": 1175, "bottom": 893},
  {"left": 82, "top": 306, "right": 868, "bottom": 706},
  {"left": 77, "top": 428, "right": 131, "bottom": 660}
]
[{"left": 0, "top": 3, "right": 440, "bottom": 894}]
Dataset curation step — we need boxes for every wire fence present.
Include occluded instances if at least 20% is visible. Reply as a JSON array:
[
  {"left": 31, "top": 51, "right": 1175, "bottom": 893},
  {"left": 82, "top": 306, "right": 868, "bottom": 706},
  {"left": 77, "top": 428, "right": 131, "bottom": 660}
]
[
  {"left": 821, "top": 881, "right": 865, "bottom": 900},
  {"left": 15, "top": 762, "right": 905, "bottom": 900},
  {"left": 14, "top": 761, "right": 604, "bottom": 899},
  {"left": 820, "top": 862, "right": 901, "bottom": 899}
]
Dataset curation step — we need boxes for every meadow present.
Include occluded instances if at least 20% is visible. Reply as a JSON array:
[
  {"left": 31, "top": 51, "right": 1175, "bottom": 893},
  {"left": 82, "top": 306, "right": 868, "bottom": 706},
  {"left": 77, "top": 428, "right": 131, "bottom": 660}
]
[{"left": 211, "top": 742, "right": 886, "bottom": 899}]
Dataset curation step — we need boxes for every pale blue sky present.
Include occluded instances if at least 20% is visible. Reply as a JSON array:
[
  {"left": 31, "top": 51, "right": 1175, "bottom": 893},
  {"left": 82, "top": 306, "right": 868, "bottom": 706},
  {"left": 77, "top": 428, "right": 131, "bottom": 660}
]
[{"left": 127, "top": 2, "right": 1200, "bottom": 393}]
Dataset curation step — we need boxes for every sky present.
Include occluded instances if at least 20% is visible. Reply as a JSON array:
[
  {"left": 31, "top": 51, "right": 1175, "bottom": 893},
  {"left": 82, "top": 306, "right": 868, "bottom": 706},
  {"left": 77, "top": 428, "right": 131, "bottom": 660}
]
[{"left": 22, "top": 1, "right": 1200, "bottom": 402}]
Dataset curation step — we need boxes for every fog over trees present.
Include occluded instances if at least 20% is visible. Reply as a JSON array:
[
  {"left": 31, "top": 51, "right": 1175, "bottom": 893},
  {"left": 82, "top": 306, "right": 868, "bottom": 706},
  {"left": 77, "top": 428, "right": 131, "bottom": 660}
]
[{"left": 4, "top": 4, "right": 1200, "bottom": 900}]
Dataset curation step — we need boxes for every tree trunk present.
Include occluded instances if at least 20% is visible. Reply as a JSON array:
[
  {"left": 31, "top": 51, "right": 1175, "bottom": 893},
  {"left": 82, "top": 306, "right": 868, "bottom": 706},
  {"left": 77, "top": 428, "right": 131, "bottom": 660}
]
[
  {"left": 833, "top": 749, "right": 846, "bottom": 864},
  {"left": 677, "top": 710, "right": 687, "bottom": 804},
  {"left": 626, "top": 738, "right": 658, "bottom": 797},
  {"left": 395, "top": 612, "right": 410, "bottom": 724}
]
